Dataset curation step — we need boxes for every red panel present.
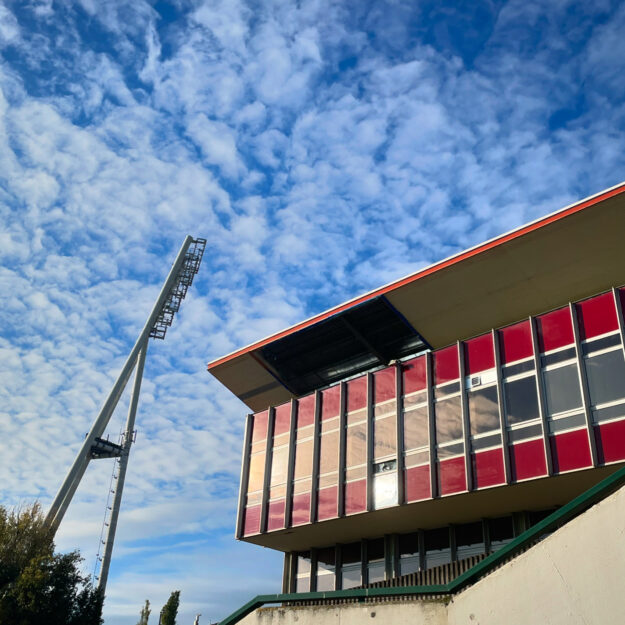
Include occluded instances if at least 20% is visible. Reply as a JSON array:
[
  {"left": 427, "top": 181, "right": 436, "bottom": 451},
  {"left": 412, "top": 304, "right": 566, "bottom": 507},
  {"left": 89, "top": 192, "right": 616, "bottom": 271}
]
[
  {"left": 464, "top": 333, "right": 495, "bottom": 374},
  {"left": 345, "top": 479, "right": 367, "bottom": 514},
  {"left": 576, "top": 292, "right": 619, "bottom": 340},
  {"left": 274, "top": 403, "right": 291, "bottom": 436},
  {"left": 243, "top": 504, "right": 261, "bottom": 536},
  {"left": 405, "top": 464, "right": 431, "bottom": 502},
  {"left": 510, "top": 439, "right": 547, "bottom": 481},
  {"left": 434, "top": 344, "right": 459, "bottom": 385},
  {"left": 536, "top": 307, "right": 574, "bottom": 352},
  {"left": 317, "top": 486, "right": 338, "bottom": 521},
  {"left": 290, "top": 493, "right": 311, "bottom": 526},
  {"left": 347, "top": 376, "right": 367, "bottom": 412},
  {"left": 472, "top": 448, "right": 505, "bottom": 488},
  {"left": 550, "top": 430, "right": 592, "bottom": 473},
  {"left": 402, "top": 355, "right": 427, "bottom": 394},
  {"left": 297, "top": 394, "right": 316, "bottom": 428},
  {"left": 321, "top": 385, "right": 341, "bottom": 420},
  {"left": 595, "top": 419, "right": 625, "bottom": 464},
  {"left": 499, "top": 320, "right": 533, "bottom": 364},
  {"left": 252, "top": 411, "right": 268, "bottom": 442},
  {"left": 266, "top": 499, "right": 285, "bottom": 532},
  {"left": 374, "top": 367, "right": 396, "bottom": 403},
  {"left": 438, "top": 456, "right": 466, "bottom": 495}
]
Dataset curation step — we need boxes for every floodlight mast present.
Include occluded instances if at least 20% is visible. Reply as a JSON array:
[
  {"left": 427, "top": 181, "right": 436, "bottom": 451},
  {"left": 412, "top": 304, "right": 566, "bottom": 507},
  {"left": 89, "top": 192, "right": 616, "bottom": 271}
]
[{"left": 44, "top": 235, "right": 206, "bottom": 595}]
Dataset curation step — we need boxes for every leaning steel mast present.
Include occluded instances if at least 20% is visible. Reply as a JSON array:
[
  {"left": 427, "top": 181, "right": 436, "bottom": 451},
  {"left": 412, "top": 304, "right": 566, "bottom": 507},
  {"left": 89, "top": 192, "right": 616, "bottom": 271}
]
[{"left": 45, "top": 235, "right": 206, "bottom": 595}]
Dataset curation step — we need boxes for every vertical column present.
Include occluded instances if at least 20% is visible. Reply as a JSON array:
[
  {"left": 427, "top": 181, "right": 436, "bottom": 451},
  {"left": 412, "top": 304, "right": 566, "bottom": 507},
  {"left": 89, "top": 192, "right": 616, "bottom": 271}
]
[
  {"left": 282, "top": 553, "right": 293, "bottom": 594},
  {"left": 260, "top": 407, "right": 276, "bottom": 533},
  {"left": 449, "top": 526, "right": 457, "bottom": 562},
  {"left": 366, "top": 372, "right": 374, "bottom": 512},
  {"left": 482, "top": 518, "right": 491, "bottom": 554},
  {"left": 614, "top": 287, "right": 625, "bottom": 361},
  {"left": 284, "top": 399, "right": 298, "bottom": 528},
  {"left": 310, "top": 549, "right": 318, "bottom": 592},
  {"left": 235, "top": 414, "right": 254, "bottom": 539},
  {"left": 492, "top": 329, "right": 512, "bottom": 484},
  {"left": 360, "top": 540, "right": 368, "bottom": 586},
  {"left": 338, "top": 382, "right": 347, "bottom": 517},
  {"left": 458, "top": 341, "right": 473, "bottom": 492},
  {"left": 529, "top": 316, "right": 554, "bottom": 477},
  {"left": 426, "top": 352, "right": 438, "bottom": 499},
  {"left": 310, "top": 391, "right": 322, "bottom": 523},
  {"left": 418, "top": 530, "right": 426, "bottom": 571},
  {"left": 570, "top": 302, "right": 599, "bottom": 467},
  {"left": 395, "top": 362, "right": 405, "bottom": 505},
  {"left": 334, "top": 544, "right": 343, "bottom": 590}
]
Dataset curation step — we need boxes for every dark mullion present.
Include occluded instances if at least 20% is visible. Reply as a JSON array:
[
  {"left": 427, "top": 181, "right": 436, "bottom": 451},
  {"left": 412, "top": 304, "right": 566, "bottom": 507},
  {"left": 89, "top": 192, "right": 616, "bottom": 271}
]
[
  {"left": 383, "top": 534, "right": 392, "bottom": 581},
  {"left": 529, "top": 315, "right": 554, "bottom": 477},
  {"left": 334, "top": 544, "right": 343, "bottom": 590},
  {"left": 613, "top": 287, "right": 625, "bottom": 371},
  {"left": 366, "top": 372, "right": 375, "bottom": 512},
  {"left": 492, "top": 329, "right": 512, "bottom": 484},
  {"left": 449, "top": 525, "right": 457, "bottom": 562},
  {"left": 361, "top": 540, "right": 368, "bottom": 586},
  {"left": 395, "top": 362, "right": 405, "bottom": 506},
  {"left": 482, "top": 518, "right": 491, "bottom": 554},
  {"left": 284, "top": 399, "right": 298, "bottom": 528},
  {"left": 235, "top": 413, "right": 253, "bottom": 539},
  {"left": 338, "top": 382, "right": 347, "bottom": 517},
  {"left": 458, "top": 341, "right": 473, "bottom": 491},
  {"left": 569, "top": 302, "right": 599, "bottom": 467},
  {"left": 418, "top": 530, "right": 426, "bottom": 571},
  {"left": 310, "top": 391, "right": 322, "bottom": 524},
  {"left": 310, "top": 549, "right": 318, "bottom": 592},
  {"left": 426, "top": 352, "right": 438, "bottom": 498},
  {"left": 390, "top": 534, "right": 399, "bottom": 579},
  {"left": 260, "top": 407, "right": 276, "bottom": 534}
]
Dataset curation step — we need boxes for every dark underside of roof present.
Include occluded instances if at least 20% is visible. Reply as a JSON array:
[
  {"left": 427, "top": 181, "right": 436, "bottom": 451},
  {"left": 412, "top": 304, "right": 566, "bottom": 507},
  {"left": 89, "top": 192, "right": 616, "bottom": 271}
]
[{"left": 257, "top": 296, "right": 429, "bottom": 397}]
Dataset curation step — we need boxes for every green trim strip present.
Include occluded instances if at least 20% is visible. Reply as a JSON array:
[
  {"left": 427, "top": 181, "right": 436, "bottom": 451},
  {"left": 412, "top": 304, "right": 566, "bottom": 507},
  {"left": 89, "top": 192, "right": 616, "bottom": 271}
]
[{"left": 219, "top": 463, "right": 625, "bottom": 625}]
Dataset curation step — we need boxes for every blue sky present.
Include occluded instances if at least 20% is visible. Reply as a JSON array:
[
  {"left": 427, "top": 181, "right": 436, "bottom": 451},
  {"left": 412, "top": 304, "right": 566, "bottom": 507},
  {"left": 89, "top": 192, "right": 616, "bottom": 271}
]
[{"left": 1, "top": 0, "right": 624, "bottom": 623}]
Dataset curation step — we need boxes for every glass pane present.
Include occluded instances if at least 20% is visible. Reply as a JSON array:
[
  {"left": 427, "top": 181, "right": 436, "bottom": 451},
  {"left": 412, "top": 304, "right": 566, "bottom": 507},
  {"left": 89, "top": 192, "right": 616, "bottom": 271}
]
[
  {"left": 399, "top": 532, "right": 419, "bottom": 558},
  {"left": 346, "top": 423, "right": 366, "bottom": 468},
  {"left": 367, "top": 561, "right": 385, "bottom": 583},
  {"left": 316, "top": 572, "right": 334, "bottom": 591},
  {"left": 456, "top": 521, "right": 484, "bottom": 559},
  {"left": 488, "top": 516, "right": 514, "bottom": 550},
  {"left": 368, "top": 538, "right": 385, "bottom": 561},
  {"left": 373, "top": 472, "right": 397, "bottom": 509},
  {"left": 341, "top": 564, "right": 361, "bottom": 589},
  {"left": 296, "top": 576, "right": 310, "bottom": 592},
  {"left": 435, "top": 396, "right": 462, "bottom": 443},
  {"left": 504, "top": 376, "right": 539, "bottom": 425},
  {"left": 293, "top": 439, "right": 313, "bottom": 480},
  {"left": 270, "top": 446, "right": 288, "bottom": 487},
  {"left": 585, "top": 350, "right": 625, "bottom": 407},
  {"left": 468, "top": 386, "right": 500, "bottom": 435},
  {"left": 319, "top": 430, "right": 339, "bottom": 474},
  {"left": 374, "top": 416, "right": 396, "bottom": 460},
  {"left": 297, "top": 552, "right": 311, "bottom": 574},
  {"left": 317, "top": 547, "right": 335, "bottom": 573},
  {"left": 543, "top": 364, "right": 582, "bottom": 416},
  {"left": 247, "top": 453, "right": 265, "bottom": 493},
  {"left": 400, "top": 556, "right": 420, "bottom": 575},
  {"left": 404, "top": 405, "right": 429, "bottom": 451}
]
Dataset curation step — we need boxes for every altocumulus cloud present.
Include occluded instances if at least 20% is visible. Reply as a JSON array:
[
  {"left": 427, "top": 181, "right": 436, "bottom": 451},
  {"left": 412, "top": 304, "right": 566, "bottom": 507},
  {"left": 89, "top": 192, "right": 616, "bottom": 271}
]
[{"left": 1, "top": 0, "right": 625, "bottom": 623}]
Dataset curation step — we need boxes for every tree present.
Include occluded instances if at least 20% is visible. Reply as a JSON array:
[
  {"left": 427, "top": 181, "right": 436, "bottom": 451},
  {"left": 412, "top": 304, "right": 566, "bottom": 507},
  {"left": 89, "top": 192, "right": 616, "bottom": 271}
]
[
  {"left": 0, "top": 503, "right": 103, "bottom": 625},
  {"left": 160, "top": 590, "right": 180, "bottom": 625},
  {"left": 137, "top": 599, "right": 151, "bottom": 625}
]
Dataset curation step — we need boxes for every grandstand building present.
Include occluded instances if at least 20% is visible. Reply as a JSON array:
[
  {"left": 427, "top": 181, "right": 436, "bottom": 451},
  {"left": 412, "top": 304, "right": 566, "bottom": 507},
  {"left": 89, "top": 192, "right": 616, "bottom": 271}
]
[{"left": 208, "top": 182, "right": 625, "bottom": 596}]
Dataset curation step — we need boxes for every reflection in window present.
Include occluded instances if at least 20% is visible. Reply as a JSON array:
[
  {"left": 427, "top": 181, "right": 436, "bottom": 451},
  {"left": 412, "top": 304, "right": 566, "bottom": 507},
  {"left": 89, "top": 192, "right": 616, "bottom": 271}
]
[
  {"left": 367, "top": 538, "right": 385, "bottom": 583},
  {"left": 399, "top": 532, "right": 420, "bottom": 575},
  {"left": 456, "top": 522, "right": 484, "bottom": 559},
  {"left": 435, "top": 396, "right": 462, "bottom": 443},
  {"left": 316, "top": 547, "right": 335, "bottom": 591},
  {"left": 340, "top": 543, "right": 361, "bottom": 589},
  {"left": 504, "top": 375, "right": 540, "bottom": 425},
  {"left": 468, "top": 385, "right": 499, "bottom": 435},
  {"left": 543, "top": 364, "right": 582, "bottom": 416},
  {"left": 585, "top": 348, "right": 625, "bottom": 408},
  {"left": 404, "top": 404, "right": 429, "bottom": 451},
  {"left": 424, "top": 527, "right": 450, "bottom": 568},
  {"left": 295, "top": 552, "right": 311, "bottom": 592}
]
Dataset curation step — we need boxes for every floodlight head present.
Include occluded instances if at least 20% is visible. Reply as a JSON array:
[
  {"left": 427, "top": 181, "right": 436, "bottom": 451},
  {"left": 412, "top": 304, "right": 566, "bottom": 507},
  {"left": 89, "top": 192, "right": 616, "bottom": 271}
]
[{"left": 150, "top": 237, "right": 206, "bottom": 340}]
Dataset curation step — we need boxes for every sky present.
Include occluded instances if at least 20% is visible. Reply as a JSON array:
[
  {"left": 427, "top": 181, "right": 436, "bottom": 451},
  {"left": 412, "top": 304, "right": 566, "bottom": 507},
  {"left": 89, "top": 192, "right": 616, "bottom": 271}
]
[{"left": 1, "top": 0, "right": 624, "bottom": 623}]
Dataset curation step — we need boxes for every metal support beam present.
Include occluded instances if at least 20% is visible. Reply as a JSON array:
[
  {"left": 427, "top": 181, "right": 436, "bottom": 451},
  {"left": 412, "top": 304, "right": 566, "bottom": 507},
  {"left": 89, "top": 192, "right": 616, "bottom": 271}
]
[
  {"left": 97, "top": 341, "right": 148, "bottom": 594},
  {"left": 45, "top": 236, "right": 198, "bottom": 531}
]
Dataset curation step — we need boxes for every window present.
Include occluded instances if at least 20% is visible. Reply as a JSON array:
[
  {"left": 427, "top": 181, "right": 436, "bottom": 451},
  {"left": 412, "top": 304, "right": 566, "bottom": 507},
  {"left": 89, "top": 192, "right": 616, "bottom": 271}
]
[
  {"left": 295, "top": 552, "right": 311, "bottom": 592},
  {"left": 504, "top": 374, "right": 540, "bottom": 425},
  {"left": 399, "top": 532, "right": 420, "bottom": 575},
  {"left": 455, "top": 522, "right": 484, "bottom": 560},
  {"left": 542, "top": 364, "right": 583, "bottom": 416},
  {"left": 488, "top": 516, "right": 514, "bottom": 551},
  {"left": 316, "top": 547, "right": 335, "bottom": 591},
  {"left": 367, "top": 538, "right": 385, "bottom": 583},
  {"left": 424, "top": 527, "right": 450, "bottom": 568},
  {"left": 435, "top": 396, "right": 463, "bottom": 444},
  {"left": 468, "top": 384, "right": 499, "bottom": 436},
  {"left": 585, "top": 347, "right": 625, "bottom": 408},
  {"left": 340, "top": 543, "right": 361, "bottom": 589}
]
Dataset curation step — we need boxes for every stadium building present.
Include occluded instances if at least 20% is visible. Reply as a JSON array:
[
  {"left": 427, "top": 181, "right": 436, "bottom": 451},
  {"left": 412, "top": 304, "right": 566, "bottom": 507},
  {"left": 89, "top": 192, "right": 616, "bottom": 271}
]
[{"left": 208, "top": 182, "right": 625, "bottom": 601}]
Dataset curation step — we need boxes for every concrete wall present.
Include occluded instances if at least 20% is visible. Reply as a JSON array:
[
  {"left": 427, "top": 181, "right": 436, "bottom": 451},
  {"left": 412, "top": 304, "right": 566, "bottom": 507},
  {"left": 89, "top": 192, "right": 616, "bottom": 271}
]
[
  {"left": 448, "top": 482, "right": 625, "bottom": 625},
  {"left": 239, "top": 601, "right": 447, "bottom": 625},
  {"left": 238, "top": 483, "right": 625, "bottom": 625}
]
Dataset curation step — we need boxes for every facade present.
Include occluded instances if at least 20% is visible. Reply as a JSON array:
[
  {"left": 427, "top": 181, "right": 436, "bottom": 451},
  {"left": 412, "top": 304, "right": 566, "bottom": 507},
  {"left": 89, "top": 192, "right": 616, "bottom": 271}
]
[{"left": 207, "top": 182, "right": 625, "bottom": 595}]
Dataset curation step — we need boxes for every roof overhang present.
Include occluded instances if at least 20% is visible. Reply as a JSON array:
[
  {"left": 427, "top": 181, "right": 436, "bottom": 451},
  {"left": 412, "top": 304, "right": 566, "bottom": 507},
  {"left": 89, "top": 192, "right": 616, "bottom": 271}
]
[{"left": 208, "top": 182, "right": 625, "bottom": 411}]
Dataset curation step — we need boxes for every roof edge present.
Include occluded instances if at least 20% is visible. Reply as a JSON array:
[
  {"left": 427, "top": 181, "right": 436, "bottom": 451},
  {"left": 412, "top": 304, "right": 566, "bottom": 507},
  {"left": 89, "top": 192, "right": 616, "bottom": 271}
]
[{"left": 207, "top": 181, "right": 625, "bottom": 371}]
